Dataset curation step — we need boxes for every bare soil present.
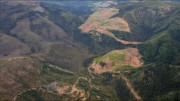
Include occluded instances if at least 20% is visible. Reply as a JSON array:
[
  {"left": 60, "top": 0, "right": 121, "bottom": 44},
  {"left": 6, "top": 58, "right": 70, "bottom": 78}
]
[
  {"left": 88, "top": 47, "right": 143, "bottom": 101},
  {"left": 80, "top": 8, "right": 130, "bottom": 33},
  {"left": 117, "top": 71, "right": 142, "bottom": 101},
  {"left": 55, "top": 77, "right": 96, "bottom": 101},
  {"left": 79, "top": 7, "right": 142, "bottom": 45},
  {"left": 89, "top": 47, "right": 144, "bottom": 74}
]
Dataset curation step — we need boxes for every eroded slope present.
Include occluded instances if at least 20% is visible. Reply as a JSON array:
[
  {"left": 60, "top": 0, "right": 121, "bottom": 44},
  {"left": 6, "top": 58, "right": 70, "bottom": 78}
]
[{"left": 79, "top": 7, "right": 141, "bottom": 45}]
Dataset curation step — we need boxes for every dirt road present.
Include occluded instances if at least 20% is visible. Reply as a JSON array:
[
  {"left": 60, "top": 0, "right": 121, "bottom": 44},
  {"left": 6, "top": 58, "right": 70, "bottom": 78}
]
[{"left": 116, "top": 71, "right": 142, "bottom": 101}]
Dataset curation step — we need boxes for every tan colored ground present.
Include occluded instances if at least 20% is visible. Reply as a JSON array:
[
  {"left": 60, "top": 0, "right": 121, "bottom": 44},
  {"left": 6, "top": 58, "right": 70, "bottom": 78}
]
[
  {"left": 89, "top": 47, "right": 143, "bottom": 74},
  {"left": 115, "top": 37, "right": 142, "bottom": 45},
  {"left": 79, "top": 7, "right": 142, "bottom": 45},
  {"left": 56, "top": 85, "right": 87, "bottom": 101},
  {"left": 117, "top": 71, "right": 142, "bottom": 101},
  {"left": 80, "top": 8, "right": 130, "bottom": 34},
  {"left": 88, "top": 47, "right": 143, "bottom": 101},
  {"left": 124, "top": 48, "right": 144, "bottom": 67},
  {"left": 54, "top": 77, "right": 96, "bottom": 101}
]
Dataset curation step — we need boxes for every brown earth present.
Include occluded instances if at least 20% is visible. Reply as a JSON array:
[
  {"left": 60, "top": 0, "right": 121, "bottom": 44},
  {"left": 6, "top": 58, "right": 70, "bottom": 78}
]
[
  {"left": 51, "top": 77, "right": 96, "bottom": 101},
  {"left": 88, "top": 47, "right": 143, "bottom": 101},
  {"left": 89, "top": 47, "right": 144, "bottom": 74},
  {"left": 0, "top": 57, "right": 40, "bottom": 101},
  {"left": 80, "top": 8, "right": 130, "bottom": 33},
  {"left": 79, "top": 7, "right": 141, "bottom": 45}
]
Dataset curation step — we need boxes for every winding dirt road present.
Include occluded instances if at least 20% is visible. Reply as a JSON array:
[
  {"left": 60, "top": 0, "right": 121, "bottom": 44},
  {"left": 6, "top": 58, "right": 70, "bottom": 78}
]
[
  {"left": 116, "top": 71, "right": 142, "bottom": 101},
  {"left": 0, "top": 57, "right": 28, "bottom": 67}
]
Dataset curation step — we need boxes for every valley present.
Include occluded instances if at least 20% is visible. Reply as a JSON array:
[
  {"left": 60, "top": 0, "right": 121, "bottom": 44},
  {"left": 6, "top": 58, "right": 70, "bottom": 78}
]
[{"left": 0, "top": 0, "right": 180, "bottom": 101}]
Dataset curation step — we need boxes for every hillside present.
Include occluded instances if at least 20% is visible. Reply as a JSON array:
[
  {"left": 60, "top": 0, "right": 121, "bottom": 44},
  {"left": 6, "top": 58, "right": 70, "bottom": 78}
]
[{"left": 0, "top": 0, "right": 180, "bottom": 101}]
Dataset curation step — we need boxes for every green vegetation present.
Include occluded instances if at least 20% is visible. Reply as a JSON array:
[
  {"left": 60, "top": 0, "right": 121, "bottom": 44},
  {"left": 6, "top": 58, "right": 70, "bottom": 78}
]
[
  {"left": 88, "top": 75, "right": 119, "bottom": 101},
  {"left": 95, "top": 51, "right": 125, "bottom": 63},
  {"left": 110, "top": 30, "right": 132, "bottom": 41},
  {"left": 40, "top": 61, "right": 74, "bottom": 75},
  {"left": 115, "top": 2, "right": 180, "bottom": 101},
  {"left": 102, "top": 72, "right": 113, "bottom": 84},
  {"left": 119, "top": 25, "right": 126, "bottom": 29},
  {"left": 101, "top": 21, "right": 110, "bottom": 26},
  {"left": 95, "top": 57, "right": 104, "bottom": 63},
  {"left": 139, "top": 31, "right": 180, "bottom": 64},
  {"left": 0, "top": 1, "right": 180, "bottom": 101},
  {"left": 115, "top": 78, "right": 134, "bottom": 101},
  {"left": 76, "top": 79, "right": 91, "bottom": 91},
  {"left": 124, "top": 63, "right": 180, "bottom": 101},
  {"left": 108, "top": 52, "right": 125, "bottom": 60},
  {"left": 111, "top": 62, "right": 115, "bottom": 67},
  {"left": 16, "top": 90, "right": 43, "bottom": 101}
]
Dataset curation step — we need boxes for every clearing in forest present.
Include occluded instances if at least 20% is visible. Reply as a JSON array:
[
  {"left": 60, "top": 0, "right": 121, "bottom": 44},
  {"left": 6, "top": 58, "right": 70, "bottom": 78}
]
[
  {"left": 79, "top": 8, "right": 130, "bottom": 34},
  {"left": 79, "top": 7, "right": 142, "bottom": 45},
  {"left": 89, "top": 47, "right": 144, "bottom": 74}
]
